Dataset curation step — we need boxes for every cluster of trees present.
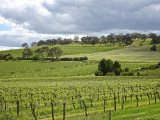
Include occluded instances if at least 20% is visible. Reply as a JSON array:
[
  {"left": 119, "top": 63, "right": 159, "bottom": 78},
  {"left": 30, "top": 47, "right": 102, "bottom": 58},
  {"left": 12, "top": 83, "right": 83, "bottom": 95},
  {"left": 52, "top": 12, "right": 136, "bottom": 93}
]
[
  {"left": 0, "top": 54, "right": 14, "bottom": 61},
  {"left": 149, "top": 33, "right": 160, "bottom": 44},
  {"left": 22, "top": 47, "right": 63, "bottom": 61},
  {"left": 95, "top": 59, "right": 122, "bottom": 76},
  {"left": 24, "top": 37, "right": 79, "bottom": 47},
  {"left": 82, "top": 33, "right": 134, "bottom": 45},
  {"left": 22, "top": 33, "right": 160, "bottom": 48}
]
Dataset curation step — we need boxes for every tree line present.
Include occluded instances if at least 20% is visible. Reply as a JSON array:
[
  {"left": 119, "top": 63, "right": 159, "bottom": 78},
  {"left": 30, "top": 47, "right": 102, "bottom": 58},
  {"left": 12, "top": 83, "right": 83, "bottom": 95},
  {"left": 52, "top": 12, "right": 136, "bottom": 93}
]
[
  {"left": 23, "top": 46, "right": 63, "bottom": 61},
  {"left": 22, "top": 33, "right": 160, "bottom": 47}
]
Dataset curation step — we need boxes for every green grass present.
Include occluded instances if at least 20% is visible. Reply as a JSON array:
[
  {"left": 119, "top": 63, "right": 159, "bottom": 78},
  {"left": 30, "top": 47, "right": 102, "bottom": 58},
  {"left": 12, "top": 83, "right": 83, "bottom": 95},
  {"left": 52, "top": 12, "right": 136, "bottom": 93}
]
[
  {"left": 63, "top": 45, "right": 160, "bottom": 62},
  {"left": 0, "top": 44, "right": 124, "bottom": 58}
]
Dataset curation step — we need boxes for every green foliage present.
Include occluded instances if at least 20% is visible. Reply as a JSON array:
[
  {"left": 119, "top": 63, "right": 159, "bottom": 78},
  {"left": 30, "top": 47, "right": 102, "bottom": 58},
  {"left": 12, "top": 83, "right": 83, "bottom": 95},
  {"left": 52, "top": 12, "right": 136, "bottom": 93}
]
[
  {"left": 0, "top": 77, "right": 160, "bottom": 120},
  {"left": 0, "top": 53, "right": 5, "bottom": 60},
  {"left": 60, "top": 57, "right": 88, "bottom": 61},
  {"left": 150, "top": 45, "right": 156, "bottom": 51},
  {"left": 97, "top": 59, "right": 122, "bottom": 76},
  {"left": 124, "top": 67, "right": 130, "bottom": 72},
  {"left": 95, "top": 70, "right": 102, "bottom": 76},
  {"left": 35, "top": 48, "right": 45, "bottom": 58},
  {"left": 48, "top": 47, "right": 63, "bottom": 61},
  {"left": 121, "top": 71, "right": 134, "bottom": 76},
  {"left": 98, "top": 59, "right": 113, "bottom": 76},
  {"left": 137, "top": 71, "right": 141, "bottom": 76},
  {"left": 23, "top": 48, "right": 33, "bottom": 58},
  {"left": 114, "top": 68, "right": 122, "bottom": 76},
  {"left": 32, "top": 55, "right": 41, "bottom": 60}
]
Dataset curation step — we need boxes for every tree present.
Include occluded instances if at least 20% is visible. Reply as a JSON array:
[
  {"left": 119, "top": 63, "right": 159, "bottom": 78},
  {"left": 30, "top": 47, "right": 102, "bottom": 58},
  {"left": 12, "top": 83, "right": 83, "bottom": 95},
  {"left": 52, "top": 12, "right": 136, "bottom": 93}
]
[
  {"left": 107, "top": 33, "right": 115, "bottom": 45},
  {"left": 23, "top": 48, "right": 33, "bottom": 58},
  {"left": 91, "top": 37, "right": 99, "bottom": 46},
  {"left": 123, "top": 34, "right": 133, "bottom": 45},
  {"left": 100, "top": 36, "right": 107, "bottom": 45},
  {"left": 149, "top": 33, "right": 159, "bottom": 44},
  {"left": 115, "top": 33, "right": 124, "bottom": 45},
  {"left": 150, "top": 45, "right": 156, "bottom": 51},
  {"left": 140, "top": 34, "right": 148, "bottom": 41},
  {"left": 31, "top": 42, "right": 37, "bottom": 47},
  {"left": 113, "top": 61, "right": 122, "bottom": 76},
  {"left": 48, "top": 47, "right": 63, "bottom": 61},
  {"left": 73, "top": 36, "right": 79, "bottom": 43},
  {"left": 98, "top": 59, "right": 113, "bottom": 76},
  {"left": 37, "top": 40, "right": 46, "bottom": 46},
  {"left": 35, "top": 48, "right": 45, "bottom": 58},
  {"left": 22, "top": 42, "right": 28, "bottom": 48}
]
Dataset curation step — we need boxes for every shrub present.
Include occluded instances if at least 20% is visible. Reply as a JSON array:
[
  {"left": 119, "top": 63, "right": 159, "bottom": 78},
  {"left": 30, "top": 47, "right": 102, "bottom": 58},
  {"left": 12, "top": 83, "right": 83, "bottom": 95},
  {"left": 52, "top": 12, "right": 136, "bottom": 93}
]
[
  {"left": 60, "top": 57, "right": 73, "bottom": 61},
  {"left": 121, "top": 71, "right": 134, "bottom": 76},
  {"left": 95, "top": 70, "right": 102, "bottom": 76},
  {"left": 137, "top": 72, "right": 141, "bottom": 76},
  {"left": 73, "top": 57, "right": 80, "bottom": 61},
  {"left": 32, "top": 55, "right": 41, "bottom": 60},
  {"left": 150, "top": 45, "right": 156, "bottom": 51},
  {"left": 107, "top": 72, "right": 114, "bottom": 76},
  {"left": 80, "top": 57, "right": 88, "bottom": 61},
  {"left": 124, "top": 67, "right": 130, "bottom": 72},
  {"left": 114, "top": 68, "right": 122, "bottom": 76}
]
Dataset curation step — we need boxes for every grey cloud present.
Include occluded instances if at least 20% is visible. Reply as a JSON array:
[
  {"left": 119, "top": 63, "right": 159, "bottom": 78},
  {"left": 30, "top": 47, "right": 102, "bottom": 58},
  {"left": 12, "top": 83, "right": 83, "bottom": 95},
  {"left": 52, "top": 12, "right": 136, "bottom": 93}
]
[
  {"left": 1, "top": 0, "right": 160, "bottom": 47},
  {"left": 1, "top": 0, "right": 160, "bottom": 34}
]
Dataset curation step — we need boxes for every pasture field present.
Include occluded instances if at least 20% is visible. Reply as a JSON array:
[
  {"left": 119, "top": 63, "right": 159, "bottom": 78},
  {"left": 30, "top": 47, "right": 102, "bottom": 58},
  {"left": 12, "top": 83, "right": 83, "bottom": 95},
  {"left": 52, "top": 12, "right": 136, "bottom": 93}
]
[
  {"left": 63, "top": 45, "right": 160, "bottom": 62},
  {"left": 0, "top": 44, "right": 124, "bottom": 58},
  {"left": 0, "top": 76, "right": 160, "bottom": 120}
]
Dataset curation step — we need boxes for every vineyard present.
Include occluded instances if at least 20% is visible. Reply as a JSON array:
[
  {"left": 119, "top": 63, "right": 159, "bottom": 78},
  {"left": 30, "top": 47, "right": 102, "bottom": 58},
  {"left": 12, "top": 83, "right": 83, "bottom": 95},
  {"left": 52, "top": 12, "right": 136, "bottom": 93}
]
[
  {"left": 0, "top": 76, "right": 160, "bottom": 120},
  {"left": 0, "top": 60, "right": 159, "bottom": 79},
  {"left": 0, "top": 42, "right": 160, "bottom": 119}
]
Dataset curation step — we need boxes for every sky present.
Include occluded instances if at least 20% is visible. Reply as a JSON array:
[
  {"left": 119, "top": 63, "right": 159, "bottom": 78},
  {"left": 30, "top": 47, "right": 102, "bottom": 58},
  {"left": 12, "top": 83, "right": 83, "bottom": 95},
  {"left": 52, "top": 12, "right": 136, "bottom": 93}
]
[{"left": 0, "top": 0, "right": 160, "bottom": 47}]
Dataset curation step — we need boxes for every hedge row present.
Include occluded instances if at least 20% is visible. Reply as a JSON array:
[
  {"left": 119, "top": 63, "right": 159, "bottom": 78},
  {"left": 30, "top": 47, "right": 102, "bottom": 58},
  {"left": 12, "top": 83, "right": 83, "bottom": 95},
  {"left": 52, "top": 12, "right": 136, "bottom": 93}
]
[{"left": 11, "top": 56, "right": 88, "bottom": 61}]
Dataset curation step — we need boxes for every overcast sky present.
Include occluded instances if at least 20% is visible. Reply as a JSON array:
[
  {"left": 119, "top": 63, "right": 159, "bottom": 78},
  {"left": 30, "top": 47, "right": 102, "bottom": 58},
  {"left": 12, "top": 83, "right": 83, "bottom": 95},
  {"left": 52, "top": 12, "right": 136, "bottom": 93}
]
[{"left": 0, "top": 0, "right": 160, "bottom": 47}]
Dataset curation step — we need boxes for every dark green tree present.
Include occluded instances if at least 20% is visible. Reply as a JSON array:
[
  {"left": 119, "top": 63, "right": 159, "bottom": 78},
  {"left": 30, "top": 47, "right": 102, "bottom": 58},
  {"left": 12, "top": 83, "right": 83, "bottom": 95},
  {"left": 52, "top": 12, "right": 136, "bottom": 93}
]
[
  {"left": 98, "top": 59, "right": 113, "bottom": 76},
  {"left": 113, "top": 61, "right": 122, "bottom": 76}
]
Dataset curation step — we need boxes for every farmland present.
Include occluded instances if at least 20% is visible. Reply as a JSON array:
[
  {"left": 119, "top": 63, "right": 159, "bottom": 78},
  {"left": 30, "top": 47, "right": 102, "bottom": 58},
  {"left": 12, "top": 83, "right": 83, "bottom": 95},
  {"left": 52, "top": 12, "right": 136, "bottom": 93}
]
[
  {"left": 1, "top": 76, "right": 160, "bottom": 120},
  {"left": 1, "top": 40, "right": 160, "bottom": 120},
  {"left": 0, "top": 60, "right": 159, "bottom": 79}
]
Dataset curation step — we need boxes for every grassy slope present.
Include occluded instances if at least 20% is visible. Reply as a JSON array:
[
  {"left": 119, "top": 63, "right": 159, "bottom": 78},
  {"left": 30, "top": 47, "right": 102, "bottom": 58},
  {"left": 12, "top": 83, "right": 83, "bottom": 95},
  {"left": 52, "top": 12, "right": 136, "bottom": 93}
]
[
  {"left": 1, "top": 39, "right": 160, "bottom": 62},
  {"left": 63, "top": 39, "right": 160, "bottom": 62},
  {"left": 0, "top": 44, "right": 124, "bottom": 58}
]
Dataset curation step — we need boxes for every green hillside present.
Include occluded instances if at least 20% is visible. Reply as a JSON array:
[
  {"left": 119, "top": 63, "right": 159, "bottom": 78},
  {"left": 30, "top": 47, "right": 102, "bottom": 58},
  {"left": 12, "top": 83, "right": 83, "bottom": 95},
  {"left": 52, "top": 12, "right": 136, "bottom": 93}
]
[
  {"left": 1, "top": 39, "right": 160, "bottom": 120},
  {"left": 0, "top": 44, "right": 124, "bottom": 58}
]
